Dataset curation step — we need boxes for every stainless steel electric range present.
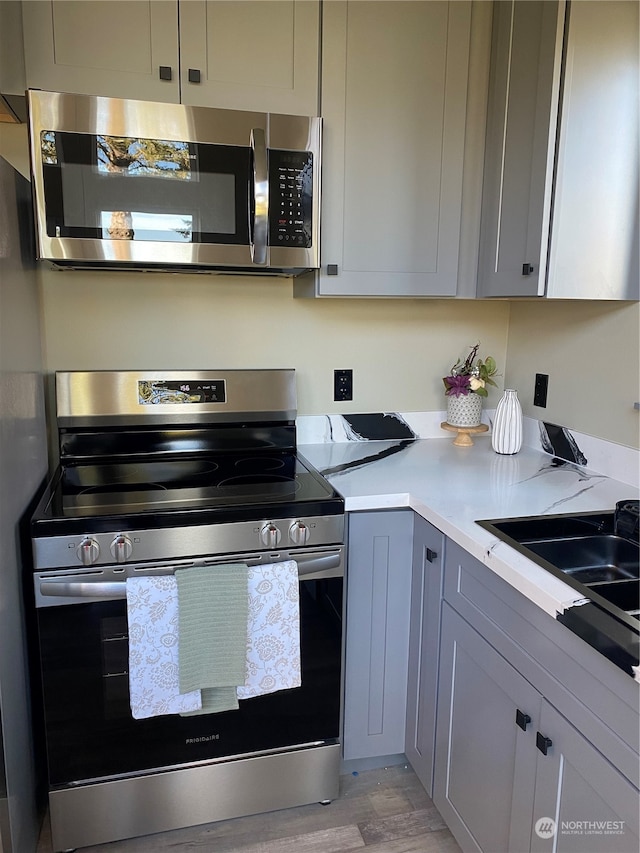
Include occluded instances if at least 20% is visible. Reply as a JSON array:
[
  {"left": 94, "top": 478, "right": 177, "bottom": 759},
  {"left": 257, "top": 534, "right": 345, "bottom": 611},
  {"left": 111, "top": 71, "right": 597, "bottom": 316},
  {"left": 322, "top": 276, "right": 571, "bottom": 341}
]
[{"left": 30, "top": 369, "right": 345, "bottom": 852}]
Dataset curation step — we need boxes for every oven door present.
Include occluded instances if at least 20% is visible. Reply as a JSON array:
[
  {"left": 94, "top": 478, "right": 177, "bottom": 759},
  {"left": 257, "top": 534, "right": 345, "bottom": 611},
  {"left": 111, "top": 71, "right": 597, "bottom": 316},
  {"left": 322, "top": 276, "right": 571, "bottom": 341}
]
[{"left": 34, "top": 548, "right": 343, "bottom": 787}]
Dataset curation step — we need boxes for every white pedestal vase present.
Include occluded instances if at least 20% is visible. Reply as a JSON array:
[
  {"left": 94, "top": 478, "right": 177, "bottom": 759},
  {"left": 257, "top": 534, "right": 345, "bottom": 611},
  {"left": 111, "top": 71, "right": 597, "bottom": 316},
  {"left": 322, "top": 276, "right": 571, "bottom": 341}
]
[
  {"left": 446, "top": 393, "right": 482, "bottom": 428},
  {"left": 491, "top": 389, "right": 523, "bottom": 455}
]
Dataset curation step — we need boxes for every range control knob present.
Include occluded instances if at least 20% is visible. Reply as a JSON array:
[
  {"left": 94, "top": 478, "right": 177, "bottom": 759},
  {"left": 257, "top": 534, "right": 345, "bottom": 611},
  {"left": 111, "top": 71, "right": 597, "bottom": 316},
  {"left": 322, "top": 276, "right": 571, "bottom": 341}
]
[
  {"left": 110, "top": 534, "right": 133, "bottom": 563},
  {"left": 289, "top": 520, "right": 310, "bottom": 546},
  {"left": 260, "top": 522, "right": 282, "bottom": 548},
  {"left": 77, "top": 537, "right": 100, "bottom": 566}
]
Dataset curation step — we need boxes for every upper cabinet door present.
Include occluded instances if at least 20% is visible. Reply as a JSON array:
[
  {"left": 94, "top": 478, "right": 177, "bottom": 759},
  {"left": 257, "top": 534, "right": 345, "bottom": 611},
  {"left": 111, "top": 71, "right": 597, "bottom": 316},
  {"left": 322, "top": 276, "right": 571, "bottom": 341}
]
[
  {"left": 478, "top": 0, "right": 639, "bottom": 301},
  {"left": 315, "top": 1, "right": 479, "bottom": 297},
  {"left": 21, "top": 1, "right": 320, "bottom": 115},
  {"left": 547, "top": 0, "right": 639, "bottom": 300},
  {"left": 22, "top": 0, "right": 181, "bottom": 102},
  {"left": 178, "top": 1, "right": 320, "bottom": 115},
  {"left": 477, "top": 0, "right": 564, "bottom": 298}
]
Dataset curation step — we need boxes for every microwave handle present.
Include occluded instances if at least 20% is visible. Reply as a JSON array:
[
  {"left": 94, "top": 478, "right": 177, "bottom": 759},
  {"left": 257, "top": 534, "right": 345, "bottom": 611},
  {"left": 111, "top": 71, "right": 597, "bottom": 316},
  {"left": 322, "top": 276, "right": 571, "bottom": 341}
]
[{"left": 250, "top": 128, "right": 268, "bottom": 265}]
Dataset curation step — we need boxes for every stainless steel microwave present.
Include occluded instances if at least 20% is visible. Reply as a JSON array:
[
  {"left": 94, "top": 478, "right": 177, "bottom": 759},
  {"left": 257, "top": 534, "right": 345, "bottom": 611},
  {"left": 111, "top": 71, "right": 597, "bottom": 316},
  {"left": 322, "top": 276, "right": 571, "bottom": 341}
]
[{"left": 27, "top": 90, "right": 321, "bottom": 275}]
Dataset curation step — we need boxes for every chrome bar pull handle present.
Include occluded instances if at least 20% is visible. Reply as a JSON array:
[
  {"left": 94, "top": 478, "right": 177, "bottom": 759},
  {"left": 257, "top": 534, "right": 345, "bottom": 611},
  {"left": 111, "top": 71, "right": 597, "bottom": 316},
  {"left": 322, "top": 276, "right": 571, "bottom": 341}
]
[{"left": 250, "top": 127, "right": 268, "bottom": 266}]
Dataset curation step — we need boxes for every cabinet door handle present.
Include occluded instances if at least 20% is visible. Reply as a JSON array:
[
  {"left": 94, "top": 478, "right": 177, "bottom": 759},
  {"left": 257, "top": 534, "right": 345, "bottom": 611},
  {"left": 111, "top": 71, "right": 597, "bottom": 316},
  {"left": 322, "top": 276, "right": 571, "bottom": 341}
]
[
  {"left": 536, "top": 732, "right": 553, "bottom": 755},
  {"left": 515, "top": 709, "right": 531, "bottom": 731},
  {"left": 159, "top": 66, "right": 173, "bottom": 81},
  {"left": 188, "top": 68, "right": 201, "bottom": 84},
  {"left": 522, "top": 263, "right": 535, "bottom": 276},
  {"left": 426, "top": 548, "right": 438, "bottom": 563}
]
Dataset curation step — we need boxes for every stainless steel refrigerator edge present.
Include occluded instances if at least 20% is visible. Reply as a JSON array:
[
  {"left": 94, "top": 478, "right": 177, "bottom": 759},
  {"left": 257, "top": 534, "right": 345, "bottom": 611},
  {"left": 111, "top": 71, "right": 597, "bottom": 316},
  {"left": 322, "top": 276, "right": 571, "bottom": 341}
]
[{"left": 0, "top": 156, "right": 48, "bottom": 853}]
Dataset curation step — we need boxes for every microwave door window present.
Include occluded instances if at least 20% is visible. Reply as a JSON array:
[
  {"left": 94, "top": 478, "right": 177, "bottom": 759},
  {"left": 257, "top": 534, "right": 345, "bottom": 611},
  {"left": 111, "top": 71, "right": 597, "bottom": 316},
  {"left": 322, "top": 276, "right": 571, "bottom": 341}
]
[
  {"left": 40, "top": 132, "right": 251, "bottom": 246},
  {"left": 96, "top": 136, "right": 194, "bottom": 243}
]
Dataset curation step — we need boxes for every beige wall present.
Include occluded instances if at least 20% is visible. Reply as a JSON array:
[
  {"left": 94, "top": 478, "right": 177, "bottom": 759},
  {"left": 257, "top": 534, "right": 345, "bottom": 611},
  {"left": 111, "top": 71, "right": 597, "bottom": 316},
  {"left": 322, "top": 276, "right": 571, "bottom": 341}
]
[
  {"left": 505, "top": 300, "right": 640, "bottom": 449},
  {"left": 2, "top": 125, "right": 638, "bottom": 448},
  {"left": 0, "top": 123, "right": 29, "bottom": 177},
  {"left": 38, "top": 269, "right": 510, "bottom": 415}
]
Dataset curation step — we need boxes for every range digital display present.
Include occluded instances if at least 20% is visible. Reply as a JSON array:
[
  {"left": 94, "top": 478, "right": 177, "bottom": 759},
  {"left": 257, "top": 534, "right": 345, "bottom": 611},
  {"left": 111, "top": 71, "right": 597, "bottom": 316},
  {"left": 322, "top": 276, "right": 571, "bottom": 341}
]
[{"left": 138, "top": 380, "right": 226, "bottom": 405}]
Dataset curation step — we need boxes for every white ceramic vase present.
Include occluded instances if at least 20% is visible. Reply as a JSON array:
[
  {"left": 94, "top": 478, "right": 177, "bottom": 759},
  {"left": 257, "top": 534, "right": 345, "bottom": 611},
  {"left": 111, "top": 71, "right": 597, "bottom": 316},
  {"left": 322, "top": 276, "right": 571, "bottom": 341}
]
[
  {"left": 446, "top": 393, "right": 482, "bottom": 428},
  {"left": 491, "top": 389, "right": 523, "bottom": 454}
]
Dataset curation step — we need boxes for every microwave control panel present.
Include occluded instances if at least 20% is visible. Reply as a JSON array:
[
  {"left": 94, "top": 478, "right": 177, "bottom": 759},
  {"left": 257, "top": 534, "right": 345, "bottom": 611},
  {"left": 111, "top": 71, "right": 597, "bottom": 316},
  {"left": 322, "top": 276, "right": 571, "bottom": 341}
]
[{"left": 268, "top": 150, "right": 313, "bottom": 248}]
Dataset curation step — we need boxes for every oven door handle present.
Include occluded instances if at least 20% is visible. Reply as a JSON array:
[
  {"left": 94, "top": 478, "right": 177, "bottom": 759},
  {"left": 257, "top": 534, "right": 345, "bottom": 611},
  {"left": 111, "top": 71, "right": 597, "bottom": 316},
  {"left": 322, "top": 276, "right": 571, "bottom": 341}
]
[
  {"left": 40, "top": 581, "right": 128, "bottom": 600},
  {"left": 38, "top": 552, "right": 343, "bottom": 603},
  {"left": 295, "top": 552, "right": 343, "bottom": 578}
]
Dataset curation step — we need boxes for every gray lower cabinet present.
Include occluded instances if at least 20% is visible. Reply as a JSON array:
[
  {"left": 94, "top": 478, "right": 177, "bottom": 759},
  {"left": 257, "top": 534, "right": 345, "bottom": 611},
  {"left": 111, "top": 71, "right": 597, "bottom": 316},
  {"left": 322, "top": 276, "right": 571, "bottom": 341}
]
[
  {"left": 342, "top": 510, "right": 413, "bottom": 760},
  {"left": 434, "top": 542, "right": 640, "bottom": 853},
  {"left": 531, "top": 702, "right": 640, "bottom": 853},
  {"left": 434, "top": 603, "right": 541, "bottom": 852},
  {"left": 404, "top": 515, "right": 445, "bottom": 797}
]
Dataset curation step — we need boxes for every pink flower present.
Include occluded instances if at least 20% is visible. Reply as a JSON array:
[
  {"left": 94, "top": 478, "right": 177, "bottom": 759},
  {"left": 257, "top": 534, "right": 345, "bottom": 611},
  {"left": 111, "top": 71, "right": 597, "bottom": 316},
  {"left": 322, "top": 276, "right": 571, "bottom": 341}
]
[{"left": 443, "top": 374, "right": 472, "bottom": 397}]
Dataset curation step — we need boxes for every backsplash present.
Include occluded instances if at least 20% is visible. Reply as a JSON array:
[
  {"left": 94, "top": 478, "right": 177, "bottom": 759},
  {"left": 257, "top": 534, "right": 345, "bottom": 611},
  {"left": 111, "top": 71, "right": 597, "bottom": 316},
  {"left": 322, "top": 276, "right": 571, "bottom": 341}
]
[
  {"left": 296, "top": 410, "right": 493, "bottom": 443},
  {"left": 297, "top": 412, "right": 639, "bottom": 489}
]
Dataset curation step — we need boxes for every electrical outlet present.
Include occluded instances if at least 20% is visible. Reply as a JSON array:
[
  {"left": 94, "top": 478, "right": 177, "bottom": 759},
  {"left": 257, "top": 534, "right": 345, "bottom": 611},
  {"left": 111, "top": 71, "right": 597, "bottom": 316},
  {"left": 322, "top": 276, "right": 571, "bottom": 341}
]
[
  {"left": 534, "top": 373, "right": 549, "bottom": 408},
  {"left": 334, "top": 369, "right": 353, "bottom": 402}
]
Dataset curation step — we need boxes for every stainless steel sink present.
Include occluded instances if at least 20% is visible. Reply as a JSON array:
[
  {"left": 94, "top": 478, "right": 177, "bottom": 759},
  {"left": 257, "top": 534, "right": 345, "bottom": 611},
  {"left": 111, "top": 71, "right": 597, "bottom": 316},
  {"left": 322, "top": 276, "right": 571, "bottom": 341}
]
[
  {"left": 476, "top": 510, "right": 640, "bottom": 625},
  {"left": 518, "top": 535, "right": 639, "bottom": 582},
  {"left": 477, "top": 507, "right": 640, "bottom": 676}
]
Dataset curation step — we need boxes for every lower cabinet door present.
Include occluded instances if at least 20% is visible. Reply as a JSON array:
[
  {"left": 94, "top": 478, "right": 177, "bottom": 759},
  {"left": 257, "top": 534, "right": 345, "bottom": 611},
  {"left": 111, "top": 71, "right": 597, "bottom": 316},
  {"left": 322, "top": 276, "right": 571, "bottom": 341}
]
[
  {"left": 343, "top": 510, "right": 413, "bottom": 760},
  {"left": 405, "top": 515, "right": 445, "bottom": 797},
  {"left": 530, "top": 701, "right": 640, "bottom": 853},
  {"left": 433, "top": 603, "right": 541, "bottom": 853}
]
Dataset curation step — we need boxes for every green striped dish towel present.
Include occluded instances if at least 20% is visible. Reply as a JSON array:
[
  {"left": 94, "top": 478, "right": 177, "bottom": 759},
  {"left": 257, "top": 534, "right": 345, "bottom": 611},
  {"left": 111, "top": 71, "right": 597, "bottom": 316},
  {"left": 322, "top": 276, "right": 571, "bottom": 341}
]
[{"left": 175, "top": 564, "right": 249, "bottom": 710}]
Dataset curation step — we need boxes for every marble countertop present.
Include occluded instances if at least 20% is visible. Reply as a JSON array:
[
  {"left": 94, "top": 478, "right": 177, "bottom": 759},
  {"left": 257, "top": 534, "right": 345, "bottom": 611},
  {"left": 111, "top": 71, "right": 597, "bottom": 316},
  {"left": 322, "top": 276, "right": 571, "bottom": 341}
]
[{"left": 299, "top": 436, "right": 640, "bottom": 620}]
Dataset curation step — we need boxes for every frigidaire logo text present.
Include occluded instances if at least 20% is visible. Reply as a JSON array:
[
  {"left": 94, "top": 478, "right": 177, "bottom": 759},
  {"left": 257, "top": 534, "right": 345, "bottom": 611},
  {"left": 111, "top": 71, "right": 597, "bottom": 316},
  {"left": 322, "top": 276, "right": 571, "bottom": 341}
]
[{"left": 186, "top": 734, "right": 220, "bottom": 745}]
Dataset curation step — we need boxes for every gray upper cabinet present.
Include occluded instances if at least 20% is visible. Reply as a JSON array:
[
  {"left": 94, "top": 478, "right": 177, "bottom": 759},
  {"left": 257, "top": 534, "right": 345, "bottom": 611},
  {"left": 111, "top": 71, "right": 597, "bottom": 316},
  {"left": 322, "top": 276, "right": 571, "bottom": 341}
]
[
  {"left": 546, "top": 0, "right": 639, "bottom": 300},
  {"left": 21, "top": 1, "right": 320, "bottom": 115},
  {"left": 476, "top": 0, "right": 563, "bottom": 298},
  {"left": 478, "top": 0, "right": 639, "bottom": 300},
  {"left": 22, "top": 0, "right": 181, "bottom": 103},
  {"left": 177, "top": 1, "right": 319, "bottom": 114},
  {"left": 298, "top": 1, "right": 492, "bottom": 298}
]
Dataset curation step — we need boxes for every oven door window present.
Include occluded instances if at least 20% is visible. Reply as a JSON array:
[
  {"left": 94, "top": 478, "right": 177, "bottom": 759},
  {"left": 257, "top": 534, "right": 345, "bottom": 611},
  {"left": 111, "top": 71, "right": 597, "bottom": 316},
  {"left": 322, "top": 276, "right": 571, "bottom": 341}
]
[
  {"left": 40, "top": 131, "right": 251, "bottom": 245},
  {"left": 37, "top": 577, "right": 342, "bottom": 786}
]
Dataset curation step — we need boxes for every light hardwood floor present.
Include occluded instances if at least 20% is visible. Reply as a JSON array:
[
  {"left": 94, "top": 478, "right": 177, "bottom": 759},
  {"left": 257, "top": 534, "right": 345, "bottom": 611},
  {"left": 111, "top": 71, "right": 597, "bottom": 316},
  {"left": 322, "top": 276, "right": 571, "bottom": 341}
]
[{"left": 37, "top": 764, "right": 462, "bottom": 852}]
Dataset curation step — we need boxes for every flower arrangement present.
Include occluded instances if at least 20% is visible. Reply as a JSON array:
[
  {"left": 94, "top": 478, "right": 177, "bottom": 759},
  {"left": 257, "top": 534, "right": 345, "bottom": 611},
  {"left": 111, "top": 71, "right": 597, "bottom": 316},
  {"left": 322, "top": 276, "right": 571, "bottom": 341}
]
[{"left": 443, "top": 343, "right": 498, "bottom": 398}]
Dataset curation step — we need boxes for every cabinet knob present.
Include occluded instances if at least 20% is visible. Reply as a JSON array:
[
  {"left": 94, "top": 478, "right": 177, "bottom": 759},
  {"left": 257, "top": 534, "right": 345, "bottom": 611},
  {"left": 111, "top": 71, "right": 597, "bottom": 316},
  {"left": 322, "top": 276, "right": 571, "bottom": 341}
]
[
  {"left": 522, "top": 263, "right": 535, "bottom": 276},
  {"left": 536, "top": 732, "right": 553, "bottom": 755},
  {"left": 159, "top": 66, "right": 173, "bottom": 81},
  {"left": 188, "top": 68, "right": 201, "bottom": 84},
  {"left": 515, "top": 709, "right": 531, "bottom": 731},
  {"left": 327, "top": 264, "right": 339, "bottom": 276},
  {"left": 426, "top": 548, "right": 438, "bottom": 563}
]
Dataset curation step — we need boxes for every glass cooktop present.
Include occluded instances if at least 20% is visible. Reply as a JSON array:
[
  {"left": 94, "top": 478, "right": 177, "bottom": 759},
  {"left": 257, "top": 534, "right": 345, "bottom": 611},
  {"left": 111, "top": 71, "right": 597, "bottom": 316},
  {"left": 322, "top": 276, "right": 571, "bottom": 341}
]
[{"left": 31, "top": 451, "right": 343, "bottom": 536}]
